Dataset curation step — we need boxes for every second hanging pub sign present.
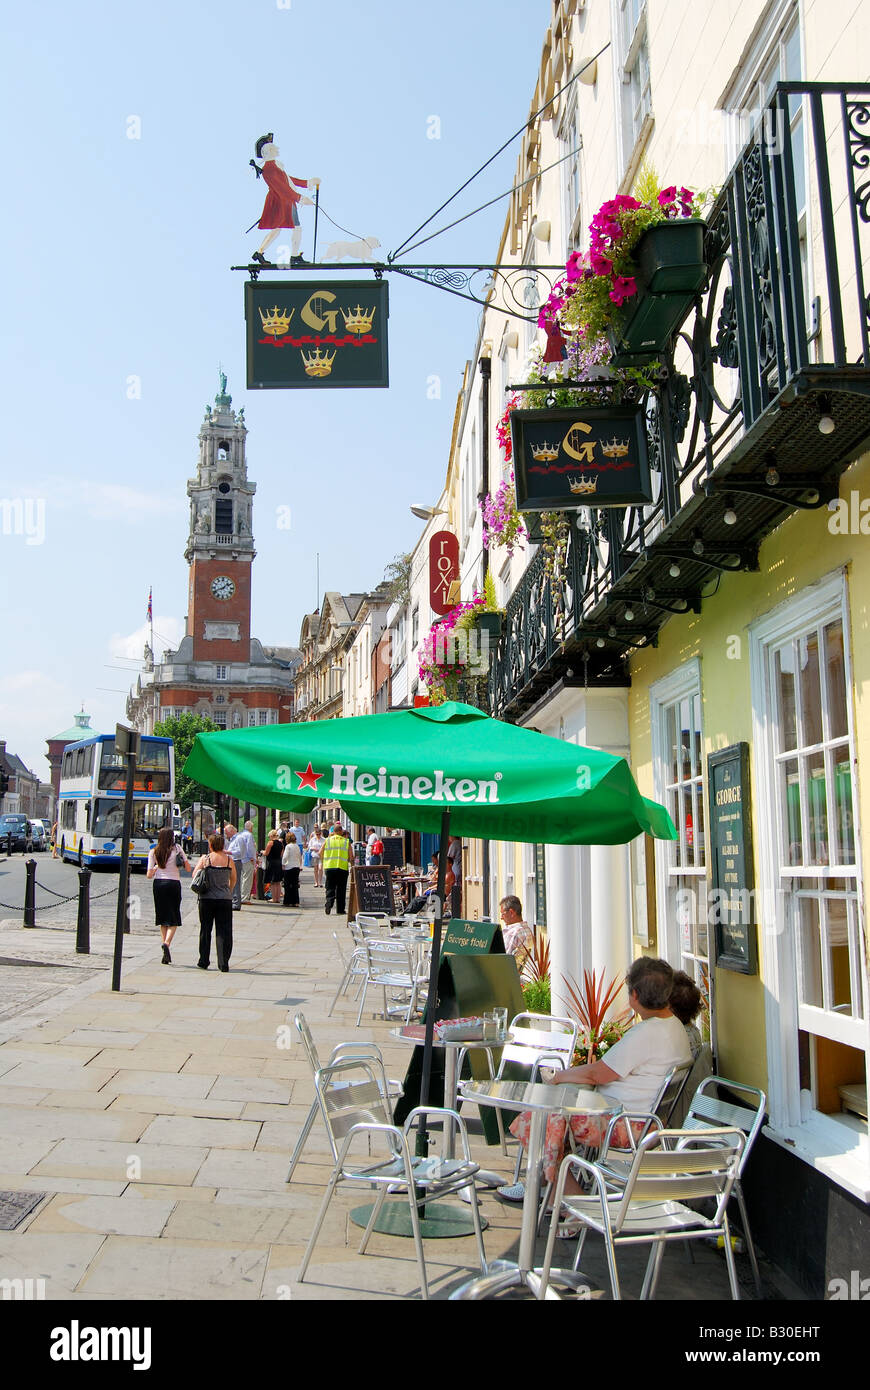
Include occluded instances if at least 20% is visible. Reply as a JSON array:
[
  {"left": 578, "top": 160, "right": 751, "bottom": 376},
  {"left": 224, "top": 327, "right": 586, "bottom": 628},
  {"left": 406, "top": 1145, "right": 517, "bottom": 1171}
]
[{"left": 511, "top": 404, "right": 651, "bottom": 510}]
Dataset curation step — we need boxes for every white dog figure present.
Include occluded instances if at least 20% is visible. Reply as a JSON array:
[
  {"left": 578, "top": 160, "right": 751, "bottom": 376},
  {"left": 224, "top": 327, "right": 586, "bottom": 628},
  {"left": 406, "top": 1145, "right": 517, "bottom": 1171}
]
[{"left": 320, "top": 236, "right": 381, "bottom": 263}]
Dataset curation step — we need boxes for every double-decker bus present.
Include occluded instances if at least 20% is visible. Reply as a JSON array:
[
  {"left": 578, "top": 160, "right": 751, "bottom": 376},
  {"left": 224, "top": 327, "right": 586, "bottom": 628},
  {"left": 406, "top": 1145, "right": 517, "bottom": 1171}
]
[{"left": 57, "top": 733, "right": 175, "bottom": 869}]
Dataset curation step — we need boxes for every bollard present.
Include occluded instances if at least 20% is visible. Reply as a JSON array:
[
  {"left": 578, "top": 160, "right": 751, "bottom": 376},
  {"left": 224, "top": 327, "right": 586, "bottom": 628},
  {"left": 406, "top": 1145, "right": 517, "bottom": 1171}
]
[
  {"left": 23, "top": 858, "right": 37, "bottom": 928},
  {"left": 76, "top": 867, "right": 91, "bottom": 954}
]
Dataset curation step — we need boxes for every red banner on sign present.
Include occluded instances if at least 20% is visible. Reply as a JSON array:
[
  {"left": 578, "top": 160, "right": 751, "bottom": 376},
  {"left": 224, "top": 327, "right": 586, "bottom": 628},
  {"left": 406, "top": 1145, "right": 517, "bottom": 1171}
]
[{"left": 429, "top": 530, "right": 459, "bottom": 615}]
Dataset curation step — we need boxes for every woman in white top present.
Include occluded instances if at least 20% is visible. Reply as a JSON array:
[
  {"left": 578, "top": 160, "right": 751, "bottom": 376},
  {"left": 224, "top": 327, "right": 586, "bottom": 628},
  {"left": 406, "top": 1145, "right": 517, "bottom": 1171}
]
[
  {"left": 146, "top": 827, "right": 192, "bottom": 965},
  {"left": 306, "top": 828, "right": 325, "bottom": 888},
  {"left": 282, "top": 833, "right": 302, "bottom": 907}
]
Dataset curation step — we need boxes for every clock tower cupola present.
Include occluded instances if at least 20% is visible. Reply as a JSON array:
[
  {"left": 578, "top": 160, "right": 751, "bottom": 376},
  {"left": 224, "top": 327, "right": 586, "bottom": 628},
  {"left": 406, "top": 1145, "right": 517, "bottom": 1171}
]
[{"left": 186, "top": 372, "right": 256, "bottom": 663}]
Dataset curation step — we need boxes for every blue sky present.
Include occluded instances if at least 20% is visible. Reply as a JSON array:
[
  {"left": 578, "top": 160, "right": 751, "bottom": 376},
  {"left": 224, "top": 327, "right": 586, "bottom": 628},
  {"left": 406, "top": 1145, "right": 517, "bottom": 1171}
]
[{"left": 1, "top": 0, "right": 553, "bottom": 775}]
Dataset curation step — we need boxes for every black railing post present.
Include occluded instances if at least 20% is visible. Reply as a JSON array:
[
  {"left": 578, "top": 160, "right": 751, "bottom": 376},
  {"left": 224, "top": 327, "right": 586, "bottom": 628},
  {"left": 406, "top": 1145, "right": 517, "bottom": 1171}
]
[
  {"left": 76, "top": 868, "right": 91, "bottom": 954},
  {"left": 23, "top": 858, "right": 36, "bottom": 927}
]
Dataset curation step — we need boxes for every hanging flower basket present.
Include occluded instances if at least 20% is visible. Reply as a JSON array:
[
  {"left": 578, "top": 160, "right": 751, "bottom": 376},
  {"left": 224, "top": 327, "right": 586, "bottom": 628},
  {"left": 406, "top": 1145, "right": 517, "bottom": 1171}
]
[
  {"left": 475, "top": 611, "right": 503, "bottom": 641},
  {"left": 608, "top": 218, "right": 707, "bottom": 366}
]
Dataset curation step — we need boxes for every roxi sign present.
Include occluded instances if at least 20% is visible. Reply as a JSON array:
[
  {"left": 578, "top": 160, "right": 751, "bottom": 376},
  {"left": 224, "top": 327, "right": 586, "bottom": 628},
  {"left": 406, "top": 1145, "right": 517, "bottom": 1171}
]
[
  {"left": 429, "top": 530, "right": 460, "bottom": 615},
  {"left": 245, "top": 278, "right": 389, "bottom": 389},
  {"left": 511, "top": 404, "right": 651, "bottom": 509}
]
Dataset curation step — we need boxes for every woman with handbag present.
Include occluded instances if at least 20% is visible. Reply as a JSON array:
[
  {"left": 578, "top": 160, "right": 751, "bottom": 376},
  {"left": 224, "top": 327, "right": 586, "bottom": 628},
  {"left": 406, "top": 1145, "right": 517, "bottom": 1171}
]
[
  {"left": 191, "top": 832, "right": 236, "bottom": 972},
  {"left": 306, "top": 826, "right": 324, "bottom": 888},
  {"left": 146, "top": 826, "right": 192, "bottom": 964},
  {"left": 264, "top": 828, "right": 283, "bottom": 904}
]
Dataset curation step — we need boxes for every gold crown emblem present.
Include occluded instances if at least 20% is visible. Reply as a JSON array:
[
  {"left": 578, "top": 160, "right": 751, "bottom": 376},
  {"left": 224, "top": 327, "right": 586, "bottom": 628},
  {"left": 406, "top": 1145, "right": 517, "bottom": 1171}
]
[
  {"left": 341, "top": 304, "right": 376, "bottom": 336},
  {"left": 301, "top": 347, "right": 336, "bottom": 377},
  {"left": 258, "top": 305, "right": 294, "bottom": 337},
  {"left": 530, "top": 441, "right": 560, "bottom": 462},
  {"left": 568, "top": 474, "right": 598, "bottom": 494},
  {"left": 601, "top": 437, "right": 630, "bottom": 458}
]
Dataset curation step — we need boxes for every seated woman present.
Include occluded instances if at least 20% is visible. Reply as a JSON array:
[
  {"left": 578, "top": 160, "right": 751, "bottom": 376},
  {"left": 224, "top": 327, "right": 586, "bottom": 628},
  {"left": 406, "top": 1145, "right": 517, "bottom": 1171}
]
[
  {"left": 406, "top": 851, "right": 454, "bottom": 914},
  {"left": 500, "top": 956, "right": 692, "bottom": 1202},
  {"left": 669, "top": 969, "right": 703, "bottom": 1058}
]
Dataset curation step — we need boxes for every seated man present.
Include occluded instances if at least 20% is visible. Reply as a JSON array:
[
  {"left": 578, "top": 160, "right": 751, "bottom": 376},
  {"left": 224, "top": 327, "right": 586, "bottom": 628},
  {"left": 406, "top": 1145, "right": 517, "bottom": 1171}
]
[
  {"left": 406, "top": 851, "right": 454, "bottom": 915},
  {"left": 499, "top": 895, "right": 534, "bottom": 963},
  {"left": 499, "top": 956, "right": 692, "bottom": 1203}
]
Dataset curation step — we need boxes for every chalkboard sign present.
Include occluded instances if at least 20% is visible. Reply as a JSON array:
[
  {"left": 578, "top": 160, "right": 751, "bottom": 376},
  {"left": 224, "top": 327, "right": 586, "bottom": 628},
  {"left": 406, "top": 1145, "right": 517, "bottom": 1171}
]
[
  {"left": 381, "top": 836, "right": 405, "bottom": 868},
  {"left": 534, "top": 844, "right": 547, "bottom": 927},
  {"left": 708, "top": 743, "right": 757, "bottom": 974},
  {"left": 442, "top": 920, "right": 505, "bottom": 956},
  {"left": 351, "top": 865, "right": 394, "bottom": 916}
]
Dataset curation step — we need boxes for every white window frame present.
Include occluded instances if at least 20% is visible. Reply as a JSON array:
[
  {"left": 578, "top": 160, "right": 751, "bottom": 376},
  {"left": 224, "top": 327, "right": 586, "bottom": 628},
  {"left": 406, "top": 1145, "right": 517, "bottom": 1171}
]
[
  {"left": 214, "top": 664, "right": 228, "bottom": 681},
  {"left": 649, "top": 658, "right": 715, "bottom": 1047},
  {"left": 611, "top": 0, "right": 652, "bottom": 180},
  {"left": 558, "top": 87, "right": 583, "bottom": 256},
  {"left": 750, "top": 569, "right": 870, "bottom": 1199}
]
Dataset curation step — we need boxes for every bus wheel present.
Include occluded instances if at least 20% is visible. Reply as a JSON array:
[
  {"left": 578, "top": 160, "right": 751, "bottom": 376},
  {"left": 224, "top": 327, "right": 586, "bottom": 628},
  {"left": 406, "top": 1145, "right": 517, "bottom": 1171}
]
[{"left": 78, "top": 842, "right": 84, "bottom": 869}]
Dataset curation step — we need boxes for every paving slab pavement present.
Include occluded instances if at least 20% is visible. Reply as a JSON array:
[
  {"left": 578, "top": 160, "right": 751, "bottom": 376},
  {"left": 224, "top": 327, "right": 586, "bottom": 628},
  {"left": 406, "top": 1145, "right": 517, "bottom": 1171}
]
[{"left": 0, "top": 873, "right": 801, "bottom": 1303}]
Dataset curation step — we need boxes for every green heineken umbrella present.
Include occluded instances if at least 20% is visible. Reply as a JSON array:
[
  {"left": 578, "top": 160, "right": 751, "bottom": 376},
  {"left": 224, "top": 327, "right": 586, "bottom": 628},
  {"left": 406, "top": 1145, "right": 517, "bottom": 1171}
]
[{"left": 183, "top": 701, "right": 675, "bottom": 845}]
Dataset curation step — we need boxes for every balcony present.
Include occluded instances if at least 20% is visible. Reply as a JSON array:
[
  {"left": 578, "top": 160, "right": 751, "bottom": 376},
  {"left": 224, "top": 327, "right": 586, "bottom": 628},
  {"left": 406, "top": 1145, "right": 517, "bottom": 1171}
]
[{"left": 490, "top": 82, "right": 870, "bottom": 720}]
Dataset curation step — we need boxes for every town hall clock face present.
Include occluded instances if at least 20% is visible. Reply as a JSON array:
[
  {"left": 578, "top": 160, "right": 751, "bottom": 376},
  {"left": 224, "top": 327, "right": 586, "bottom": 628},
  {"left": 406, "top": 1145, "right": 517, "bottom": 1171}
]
[{"left": 211, "top": 575, "right": 236, "bottom": 600}]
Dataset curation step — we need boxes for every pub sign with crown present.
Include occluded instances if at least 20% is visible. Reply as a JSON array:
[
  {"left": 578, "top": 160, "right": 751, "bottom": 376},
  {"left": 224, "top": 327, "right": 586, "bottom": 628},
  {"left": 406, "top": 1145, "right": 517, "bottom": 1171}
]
[
  {"left": 511, "top": 404, "right": 651, "bottom": 509},
  {"left": 245, "top": 279, "right": 389, "bottom": 389}
]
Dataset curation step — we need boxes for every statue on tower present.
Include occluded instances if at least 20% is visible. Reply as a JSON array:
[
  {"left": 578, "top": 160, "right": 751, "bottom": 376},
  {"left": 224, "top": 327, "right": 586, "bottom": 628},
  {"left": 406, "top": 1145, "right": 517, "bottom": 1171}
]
[{"left": 249, "top": 133, "right": 320, "bottom": 268}]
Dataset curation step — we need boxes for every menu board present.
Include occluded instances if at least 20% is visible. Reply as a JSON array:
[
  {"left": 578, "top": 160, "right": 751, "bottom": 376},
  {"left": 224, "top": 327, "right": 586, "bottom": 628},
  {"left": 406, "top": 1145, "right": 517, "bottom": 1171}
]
[
  {"left": 534, "top": 844, "right": 547, "bottom": 927},
  {"left": 708, "top": 743, "right": 757, "bottom": 974},
  {"left": 381, "top": 836, "right": 405, "bottom": 868},
  {"left": 351, "top": 865, "right": 395, "bottom": 916}
]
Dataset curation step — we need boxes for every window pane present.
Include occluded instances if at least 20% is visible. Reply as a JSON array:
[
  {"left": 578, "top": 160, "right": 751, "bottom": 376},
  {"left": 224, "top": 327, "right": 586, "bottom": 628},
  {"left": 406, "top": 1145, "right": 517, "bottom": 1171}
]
[
  {"left": 692, "top": 692, "right": 702, "bottom": 778},
  {"left": 824, "top": 620, "right": 847, "bottom": 739},
  {"left": 667, "top": 704, "right": 679, "bottom": 785},
  {"left": 695, "top": 780, "right": 706, "bottom": 868},
  {"left": 679, "top": 698, "right": 691, "bottom": 779},
  {"left": 833, "top": 755, "right": 855, "bottom": 864},
  {"left": 799, "top": 632, "right": 823, "bottom": 746},
  {"left": 681, "top": 786, "right": 695, "bottom": 867},
  {"left": 775, "top": 644, "right": 797, "bottom": 750},
  {"left": 782, "top": 759, "right": 803, "bottom": 864},
  {"left": 797, "top": 898, "right": 823, "bottom": 1007},
  {"left": 807, "top": 752, "right": 829, "bottom": 866},
  {"left": 826, "top": 897, "right": 853, "bottom": 1015}
]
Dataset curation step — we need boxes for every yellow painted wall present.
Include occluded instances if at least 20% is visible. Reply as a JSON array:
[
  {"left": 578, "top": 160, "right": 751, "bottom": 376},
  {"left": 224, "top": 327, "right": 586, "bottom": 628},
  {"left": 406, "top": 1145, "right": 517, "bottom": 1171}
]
[{"left": 628, "top": 448, "right": 870, "bottom": 1090}]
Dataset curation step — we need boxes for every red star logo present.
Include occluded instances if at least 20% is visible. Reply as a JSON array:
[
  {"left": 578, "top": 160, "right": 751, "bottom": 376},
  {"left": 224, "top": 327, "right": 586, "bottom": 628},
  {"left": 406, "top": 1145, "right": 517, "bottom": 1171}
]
[{"left": 295, "top": 762, "right": 323, "bottom": 792}]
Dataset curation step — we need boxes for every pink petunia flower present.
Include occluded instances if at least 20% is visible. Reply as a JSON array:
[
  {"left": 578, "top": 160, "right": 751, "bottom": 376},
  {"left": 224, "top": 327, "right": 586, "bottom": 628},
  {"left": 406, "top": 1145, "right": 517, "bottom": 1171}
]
[{"left": 609, "top": 275, "right": 638, "bottom": 305}]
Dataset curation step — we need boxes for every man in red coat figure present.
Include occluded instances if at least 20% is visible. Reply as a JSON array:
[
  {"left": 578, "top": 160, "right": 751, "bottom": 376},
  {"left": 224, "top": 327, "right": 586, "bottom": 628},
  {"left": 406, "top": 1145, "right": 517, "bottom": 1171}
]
[{"left": 250, "top": 133, "right": 320, "bottom": 267}]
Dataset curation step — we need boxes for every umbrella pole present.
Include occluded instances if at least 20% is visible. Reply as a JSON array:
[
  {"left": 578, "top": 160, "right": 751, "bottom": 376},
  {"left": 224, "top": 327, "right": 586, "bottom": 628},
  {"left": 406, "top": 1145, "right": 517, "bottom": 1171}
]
[{"left": 416, "top": 809, "right": 450, "bottom": 1167}]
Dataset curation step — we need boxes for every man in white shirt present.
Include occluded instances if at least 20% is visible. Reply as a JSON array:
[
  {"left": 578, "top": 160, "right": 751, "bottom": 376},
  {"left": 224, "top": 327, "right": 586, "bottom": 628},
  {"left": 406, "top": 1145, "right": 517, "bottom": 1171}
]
[{"left": 233, "top": 821, "right": 258, "bottom": 904}]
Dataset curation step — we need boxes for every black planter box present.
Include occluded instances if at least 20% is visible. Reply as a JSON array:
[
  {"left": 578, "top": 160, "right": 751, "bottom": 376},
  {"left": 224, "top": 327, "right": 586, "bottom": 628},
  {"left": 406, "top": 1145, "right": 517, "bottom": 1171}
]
[
  {"left": 609, "top": 219, "right": 707, "bottom": 366},
  {"left": 475, "top": 612, "right": 503, "bottom": 640}
]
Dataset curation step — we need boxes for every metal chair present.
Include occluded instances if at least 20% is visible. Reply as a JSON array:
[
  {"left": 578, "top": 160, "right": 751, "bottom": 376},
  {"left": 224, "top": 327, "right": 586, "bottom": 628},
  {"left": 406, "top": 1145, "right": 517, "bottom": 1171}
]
[
  {"left": 538, "top": 1123, "right": 746, "bottom": 1300},
  {"left": 286, "top": 1012, "right": 403, "bottom": 1182},
  {"left": 355, "top": 938, "right": 426, "bottom": 1026},
  {"left": 479, "top": 1012, "right": 578, "bottom": 1165},
  {"left": 680, "top": 1074, "right": 767, "bottom": 1294},
  {"left": 327, "top": 931, "right": 368, "bottom": 1016},
  {"left": 298, "top": 1056, "right": 488, "bottom": 1299}
]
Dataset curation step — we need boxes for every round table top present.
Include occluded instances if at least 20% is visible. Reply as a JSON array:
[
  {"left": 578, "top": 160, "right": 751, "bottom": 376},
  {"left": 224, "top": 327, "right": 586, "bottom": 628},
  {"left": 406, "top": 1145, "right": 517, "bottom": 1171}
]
[
  {"left": 460, "top": 1077, "right": 622, "bottom": 1117},
  {"left": 390, "top": 1026, "right": 501, "bottom": 1051}
]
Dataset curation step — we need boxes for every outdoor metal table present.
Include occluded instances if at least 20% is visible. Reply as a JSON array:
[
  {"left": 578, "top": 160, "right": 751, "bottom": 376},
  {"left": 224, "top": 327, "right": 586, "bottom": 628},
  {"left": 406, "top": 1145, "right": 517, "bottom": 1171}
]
[
  {"left": 450, "top": 1079, "right": 621, "bottom": 1300},
  {"left": 389, "top": 1024, "right": 502, "bottom": 1160}
]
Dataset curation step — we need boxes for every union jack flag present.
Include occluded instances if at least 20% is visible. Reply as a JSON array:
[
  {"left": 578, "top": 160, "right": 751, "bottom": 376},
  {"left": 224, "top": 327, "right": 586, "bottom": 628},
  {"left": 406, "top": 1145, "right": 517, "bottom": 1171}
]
[{"left": 146, "top": 587, "right": 153, "bottom": 623}]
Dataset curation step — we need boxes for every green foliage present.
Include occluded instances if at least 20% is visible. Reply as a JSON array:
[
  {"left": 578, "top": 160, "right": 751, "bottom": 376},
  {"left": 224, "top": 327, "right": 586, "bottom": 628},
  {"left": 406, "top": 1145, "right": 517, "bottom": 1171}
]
[
  {"left": 382, "top": 552, "right": 413, "bottom": 606},
  {"left": 522, "top": 977, "right": 551, "bottom": 1015},
  {"left": 481, "top": 570, "right": 501, "bottom": 614},
  {"left": 153, "top": 711, "right": 217, "bottom": 810},
  {"left": 632, "top": 161, "right": 662, "bottom": 206}
]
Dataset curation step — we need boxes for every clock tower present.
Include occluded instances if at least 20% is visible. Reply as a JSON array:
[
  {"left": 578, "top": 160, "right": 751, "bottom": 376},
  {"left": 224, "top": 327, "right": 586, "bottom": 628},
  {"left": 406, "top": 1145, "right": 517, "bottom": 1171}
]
[{"left": 185, "top": 372, "right": 255, "bottom": 663}]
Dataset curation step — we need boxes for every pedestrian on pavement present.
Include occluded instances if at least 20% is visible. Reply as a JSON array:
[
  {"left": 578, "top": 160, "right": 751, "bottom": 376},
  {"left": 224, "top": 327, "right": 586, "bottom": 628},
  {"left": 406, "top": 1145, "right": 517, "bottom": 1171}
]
[
  {"left": 307, "top": 826, "right": 324, "bottom": 888},
  {"left": 236, "top": 820, "right": 257, "bottom": 902},
  {"left": 224, "top": 824, "right": 244, "bottom": 911},
  {"left": 366, "top": 827, "right": 384, "bottom": 865},
  {"left": 264, "top": 828, "right": 284, "bottom": 903},
  {"left": 50, "top": 820, "right": 59, "bottom": 859},
  {"left": 192, "top": 832, "right": 236, "bottom": 972},
  {"left": 146, "top": 826, "right": 192, "bottom": 964},
  {"left": 282, "top": 832, "right": 302, "bottom": 906},
  {"left": 322, "top": 824, "right": 352, "bottom": 915}
]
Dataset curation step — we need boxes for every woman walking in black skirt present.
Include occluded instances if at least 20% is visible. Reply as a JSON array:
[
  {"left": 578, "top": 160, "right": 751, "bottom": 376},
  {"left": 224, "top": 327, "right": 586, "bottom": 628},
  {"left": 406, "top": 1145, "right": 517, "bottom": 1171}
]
[
  {"left": 146, "top": 826, "right": 192, "bottom": 964},
  {"left": 282, "top": 832, "right": 302, "bottom": 906},
  {"left": 192, "top": 832, "right": 236, "bottom": 972}
]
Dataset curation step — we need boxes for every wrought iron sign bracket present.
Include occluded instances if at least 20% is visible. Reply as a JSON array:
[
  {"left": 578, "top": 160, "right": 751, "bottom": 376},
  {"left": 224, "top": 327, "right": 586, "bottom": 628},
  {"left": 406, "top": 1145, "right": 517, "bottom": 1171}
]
[{"left": 232, "top": 262, "right": 568, "bottom": 323}]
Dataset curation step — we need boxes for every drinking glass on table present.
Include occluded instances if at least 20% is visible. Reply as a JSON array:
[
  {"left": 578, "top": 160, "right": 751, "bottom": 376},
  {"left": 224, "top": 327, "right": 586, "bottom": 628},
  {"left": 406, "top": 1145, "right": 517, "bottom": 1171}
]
[{"left": 492, "top": 1007, "right": 508, "bottom": 1042}]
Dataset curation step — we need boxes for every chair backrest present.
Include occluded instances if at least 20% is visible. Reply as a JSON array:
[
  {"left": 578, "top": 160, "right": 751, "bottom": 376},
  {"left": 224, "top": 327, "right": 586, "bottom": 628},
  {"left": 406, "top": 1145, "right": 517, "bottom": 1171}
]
[
  {"left": 315, "top": 1058, "right": 392, "bottom": 1157},
  {"left": 609, "top": 1127, "right": 745, "bottom": 1232},
  {"left": 365, "top": 939, "right": 415, "bottom": 977},
  {"left": 357, "top": 912, "right": 391, "bottom": 930},
  {"left": 496, "top": 1011, "right": 578, "bottom": 1078},
  {"left": 653, "top": 1060, "right": 695, "bottom": 1126},
  {"left": 682, "top": 1075, "right": 767, "bottom": 1175},
  {"left": 294, "top": 1012, "right": 321, "bottom": 1077}
]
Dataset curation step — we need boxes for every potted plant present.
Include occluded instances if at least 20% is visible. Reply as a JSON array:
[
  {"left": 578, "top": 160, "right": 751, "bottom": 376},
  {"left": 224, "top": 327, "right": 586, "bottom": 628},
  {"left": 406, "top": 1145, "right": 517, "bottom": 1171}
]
[
  {"left": 474, "top": 571, "right": 504, "bottom": 641},
  {"left": 562, "top": 967, "right": 632, "bottom": 1063}
]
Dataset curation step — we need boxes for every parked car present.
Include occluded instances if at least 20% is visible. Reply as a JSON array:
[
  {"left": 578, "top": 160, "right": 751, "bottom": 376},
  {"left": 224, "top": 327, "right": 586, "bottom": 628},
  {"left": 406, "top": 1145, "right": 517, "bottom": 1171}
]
[
  {"left": 0, "top": 814, "right": 34, "bottom": 853},
  {"left": 30, "top": 821, "right": 47, "bottom": 851}
]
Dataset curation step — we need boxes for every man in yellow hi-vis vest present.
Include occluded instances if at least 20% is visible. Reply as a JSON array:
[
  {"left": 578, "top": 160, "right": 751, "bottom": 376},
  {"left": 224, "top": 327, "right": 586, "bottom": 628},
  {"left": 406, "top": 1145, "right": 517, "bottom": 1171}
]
[{"left": 323, "top": 824, "right": 353, "bottom": 915}]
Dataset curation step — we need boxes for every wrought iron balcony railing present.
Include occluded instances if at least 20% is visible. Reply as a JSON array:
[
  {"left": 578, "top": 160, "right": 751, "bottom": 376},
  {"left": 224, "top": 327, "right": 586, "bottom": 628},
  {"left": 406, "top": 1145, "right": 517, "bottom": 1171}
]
[{"left": 490, "top": 82, "right": 870, "bottom": 721}]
